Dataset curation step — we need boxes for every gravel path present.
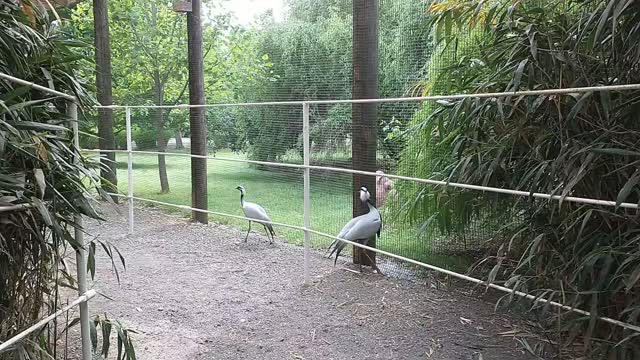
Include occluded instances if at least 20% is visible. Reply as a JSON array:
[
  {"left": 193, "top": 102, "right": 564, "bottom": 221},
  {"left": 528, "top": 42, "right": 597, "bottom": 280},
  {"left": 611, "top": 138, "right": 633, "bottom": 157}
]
[{"left": 72, "top": 204, "right": 540, "bottom": 360}]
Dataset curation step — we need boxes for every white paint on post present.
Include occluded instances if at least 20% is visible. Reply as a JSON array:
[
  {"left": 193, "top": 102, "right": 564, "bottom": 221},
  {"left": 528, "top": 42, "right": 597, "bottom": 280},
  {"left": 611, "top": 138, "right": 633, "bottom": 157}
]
[
  {"left": 69, "top": 102, "right": 92, "bottom": 360},
  {"left": 302, "top": 102, "right": 311, "bottom": 285},
  {"left": 125, "top": 107, "right": 134, "bottom": 234}
]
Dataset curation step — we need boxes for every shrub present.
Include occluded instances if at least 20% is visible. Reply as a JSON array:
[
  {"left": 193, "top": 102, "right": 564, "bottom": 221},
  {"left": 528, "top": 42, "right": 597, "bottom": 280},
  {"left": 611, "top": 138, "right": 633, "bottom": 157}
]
[
  {"left": 133, "top": 128, "right": 157, "bottom": 150},
  {"left": 0, "top": 1, "right": 134, "bottom": 358},
  {"left": 399, "top": 0, "right": 640, "bottom": 355}
]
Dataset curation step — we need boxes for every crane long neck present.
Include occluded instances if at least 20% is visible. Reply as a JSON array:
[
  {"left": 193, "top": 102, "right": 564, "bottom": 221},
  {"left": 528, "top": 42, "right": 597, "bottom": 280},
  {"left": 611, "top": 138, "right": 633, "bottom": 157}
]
[
  {"left": 240, "top": 192, "right": 245, "bottom": 206},
  {"left": 366, "top": 199, "right": 377, "bottom": 212}
]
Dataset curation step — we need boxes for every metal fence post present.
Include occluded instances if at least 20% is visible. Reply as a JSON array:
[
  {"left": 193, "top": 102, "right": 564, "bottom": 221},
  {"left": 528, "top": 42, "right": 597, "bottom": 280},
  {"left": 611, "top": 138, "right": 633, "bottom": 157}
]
[
  {"left": 303, "top": 102, "right": 311, "bottom": 285},
  {"left": 125, "top": 107, "right": 134, "bottom": 234},
  {"left": 69, "top": 102, "right": 92, "bottom": 360}
]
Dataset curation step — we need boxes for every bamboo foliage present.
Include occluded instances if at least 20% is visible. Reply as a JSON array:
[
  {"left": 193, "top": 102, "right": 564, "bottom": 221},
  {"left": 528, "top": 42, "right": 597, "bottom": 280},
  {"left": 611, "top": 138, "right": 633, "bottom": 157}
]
[
  {"left": 0, "top": 1, "right": 134, "bottom": 358},
  {"left": 398, "top": 0, "right": 640, "bottom": 356}
]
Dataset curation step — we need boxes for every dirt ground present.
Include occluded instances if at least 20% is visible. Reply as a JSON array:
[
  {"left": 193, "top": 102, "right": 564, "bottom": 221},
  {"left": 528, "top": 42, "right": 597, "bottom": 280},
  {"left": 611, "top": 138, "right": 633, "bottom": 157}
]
[{"left": 64, "top": 204, "right": 544, "bottom": 360}]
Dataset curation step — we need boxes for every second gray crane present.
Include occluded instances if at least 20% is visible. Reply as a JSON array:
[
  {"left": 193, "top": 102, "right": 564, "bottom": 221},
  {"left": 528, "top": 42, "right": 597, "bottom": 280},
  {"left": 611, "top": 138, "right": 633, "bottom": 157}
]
[
  {"left": 328, "top": 186, "right": 383, "bottom": 274},
  {"left": 236, "top": 185, "right": 276, "bottom": 243}
]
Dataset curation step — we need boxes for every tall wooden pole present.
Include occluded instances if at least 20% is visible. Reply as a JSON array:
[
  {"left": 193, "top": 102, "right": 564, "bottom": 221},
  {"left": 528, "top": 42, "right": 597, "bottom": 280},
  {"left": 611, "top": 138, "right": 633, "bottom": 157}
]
[
  {"left": 352, "top": 0, "right": 378, "bottom": 267},
  {"left": 187, "top": 0, "right": 208, "bottom": 223},
  {"left": 93, "top": 0, "right": 118, "bottom": 202}
]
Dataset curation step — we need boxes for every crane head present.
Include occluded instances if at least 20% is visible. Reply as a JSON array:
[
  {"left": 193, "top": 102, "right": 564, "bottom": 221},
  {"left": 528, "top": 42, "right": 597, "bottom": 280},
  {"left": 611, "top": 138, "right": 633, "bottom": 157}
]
[
  {"left": 359, "top": 186, "right": 370, "bottom": 203},
  {"left": 235, "top": 185, "right": 245, "bottom": 193}
]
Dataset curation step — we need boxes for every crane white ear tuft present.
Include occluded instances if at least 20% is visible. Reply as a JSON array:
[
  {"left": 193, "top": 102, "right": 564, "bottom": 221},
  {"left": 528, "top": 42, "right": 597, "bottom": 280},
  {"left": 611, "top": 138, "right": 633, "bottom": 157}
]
[{"left": 360, "top": 188, "right": 369, "bottom": 203}]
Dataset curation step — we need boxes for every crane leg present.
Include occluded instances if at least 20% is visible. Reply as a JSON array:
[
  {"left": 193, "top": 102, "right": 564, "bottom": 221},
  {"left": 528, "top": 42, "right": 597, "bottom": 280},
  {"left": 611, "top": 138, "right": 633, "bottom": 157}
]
[
  {"left": 244, "top": 221, "right": 252, "bottom": 242},
  {"left": 261, "top": 224, "right": 271, "bottom": 243},
  {"left": 364, "top": 251, "right": 383, "bottom": 276}
]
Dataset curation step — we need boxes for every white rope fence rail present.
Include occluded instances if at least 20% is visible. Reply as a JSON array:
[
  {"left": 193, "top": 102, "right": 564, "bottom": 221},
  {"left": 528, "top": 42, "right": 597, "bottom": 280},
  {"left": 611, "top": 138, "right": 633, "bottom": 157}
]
[
  {"left": 83, "top": 149, "right": 640, "bottom": 210},
  {"left": 106, "top": 193, "right": 640, "bottom": 334},
  {"left": 93, "top": 82, "right": 640, "bottom": 109},
  {"left": 106, "top": 193, "right": 308, "bottom": 232},
  {"left": 0, "top": 290, "right": 97, "bottom": 353},
  {"left": 0, "top": 72, "right": 76, "bottom": 101},
  {"left": 86, "top": 82, "right": 640, "bottom": 337}
]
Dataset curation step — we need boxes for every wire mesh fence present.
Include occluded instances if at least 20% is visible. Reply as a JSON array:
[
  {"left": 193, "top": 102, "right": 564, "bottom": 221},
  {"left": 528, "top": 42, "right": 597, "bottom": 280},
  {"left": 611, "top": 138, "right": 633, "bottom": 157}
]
[
  {"left": 83, "top": 77, "right": 640, "bottom": 284},
  {"left": 81, "top": 78, "right": 640, "bottom": 334},
  {"left": 81, "top": 99, "right": 516, "bottom": 280},
  {"left": 71, "top": 0, "right": 640, "bottom": 338},
  {"left": 76, "top": 0, "right": 451, "bottom": 277}
]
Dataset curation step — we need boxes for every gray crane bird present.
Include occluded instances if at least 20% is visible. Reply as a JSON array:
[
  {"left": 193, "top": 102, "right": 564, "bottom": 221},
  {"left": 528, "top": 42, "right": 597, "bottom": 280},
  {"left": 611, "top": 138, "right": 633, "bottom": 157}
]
[
  {"left": 236, "top": 185, "right": 276, "bottom": 243},
  {"left": 328, "top": 186, "right": 382, "bottom": 274}
]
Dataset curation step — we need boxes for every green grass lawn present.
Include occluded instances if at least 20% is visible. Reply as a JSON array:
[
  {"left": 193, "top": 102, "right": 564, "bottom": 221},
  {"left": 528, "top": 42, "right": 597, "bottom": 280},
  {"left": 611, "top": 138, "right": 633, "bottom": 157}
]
[{"left": 113, "top": 150, "right": 473, "bottom": 271}]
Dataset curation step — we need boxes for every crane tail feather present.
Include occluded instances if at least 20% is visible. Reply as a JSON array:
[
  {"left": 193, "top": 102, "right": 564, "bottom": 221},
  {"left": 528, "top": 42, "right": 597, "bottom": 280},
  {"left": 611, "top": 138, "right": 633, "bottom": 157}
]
[
  {"left": 266, "top": 223, "right": 275, "bottom": 237},
  {"left": 328, "top": 245, "right": 338, "bottom": 259},
  {"left": 326, "top": 239, "right": 337, "bottom": 253},
  {"left": 328, "top": 241, "right": 346, "bottom": 266}
]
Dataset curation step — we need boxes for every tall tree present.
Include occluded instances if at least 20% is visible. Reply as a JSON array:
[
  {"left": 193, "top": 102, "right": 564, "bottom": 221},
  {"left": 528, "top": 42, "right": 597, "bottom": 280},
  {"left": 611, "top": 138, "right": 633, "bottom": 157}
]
[
  {"left": 188, "top": 0, "right": 208, "bottom": 223},
  {"left": 75, "top": 0, "right": 210, "bottom": 193},
  {"left": 126, "top": 1, "right": 191, "bottom": 193},
  {"left": 351, "top": 0, "right": 379, "bottom": 267},
  {"left": 108, "top": 0, "right": 228, "bottom": 194},
  {"left": 93, "top": 0, "right": 118, "bottom": 200}
]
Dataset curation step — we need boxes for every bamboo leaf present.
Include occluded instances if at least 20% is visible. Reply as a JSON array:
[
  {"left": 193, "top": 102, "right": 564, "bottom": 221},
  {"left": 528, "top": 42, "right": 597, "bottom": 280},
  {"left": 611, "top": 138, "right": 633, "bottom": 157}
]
[
  {"left": 125, "top": 335, "right": 136, "bottom": 360},
  {"left": 444, "top": 12, "right": 452, "bottom": 41},
  {"left": 117, "top": 332, "right": 123, "bottom": 360},
  {"left": 114, "top": 244, "right": 127, "bottom": 270},
  {"left": 418, "top": 213, "right": 439, "bottom": 234},
  {"left": 594, "top": 0, "right": 616, "bottom": 46},
  {"left": 600, "top": 90, "right": 611, "bottom": 121},
  {"left": 566, "top": 92, "right": 593, "bottom": 122},
  {"left": 528, "top": 30, "right": 537, "bottom": 59},
  {"left": 591, "top": 148, "right": 640, "bottom": 157},
  {"left": 577, "top": 209, "right": 593, "bottom": 242},
  {"left": 561, "top": 153, "right": 594, "bottom": 205},
  {"left": 614, "top": 332, "right": 640, "bottom": 348},
  {"left": 616, "top": 169, "right": 640, "bottom": 208},
  {"left": 626, "top": 265, "right": 640, "bottom": 292},
  {"left": 87, "top": 242, "right": 96, "bottom": 280},
  {"left": 90, "top": 319, "right": 98, "bottom": 351},
  {"left": 510, "top": 59, "right": 528, "bottom": 92},
  {"left": 117, "top": 325, "right": 126, "bottom": 357},
  {"left": 0, "top": 86, "right": 31, "bottom": 102},
  {"left": 33, "top": 168, "right": 45, "bottom": 199},
  {"left": 61, "top": 317, "right": 81, "bottom": 333},
  {"left": 13, "top": 121, "right": 68, "bottom": 132},
  {"left": 507, "top": 227, "right": 526, "bottom": 253},
  {"left": 101, "top": 320, "right": 112, "bottom": 357},
  {"left": 33, "top": 198, "right": 52, "bottom": 226},
  {"left": 487, "top": 258, "right": 503, "bottom": 285}
]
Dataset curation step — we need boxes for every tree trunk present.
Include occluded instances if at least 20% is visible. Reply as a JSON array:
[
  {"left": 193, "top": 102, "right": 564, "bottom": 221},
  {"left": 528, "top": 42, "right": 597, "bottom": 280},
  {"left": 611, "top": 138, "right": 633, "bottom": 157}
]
[
  {"left": 188, "top": 0, "right": 209, "bottom": 224},
  {"left": 93, "top": 0, "right": 118, "bottom": 202},
  {"left": 175, "top": 129, "right": 184, "bottom": 149},
  {"left": 154, "top": 75, "right": 170, "bottom": 194},
  {"left": 352, "top": 0, "right": 379, "bottom": 267}
]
